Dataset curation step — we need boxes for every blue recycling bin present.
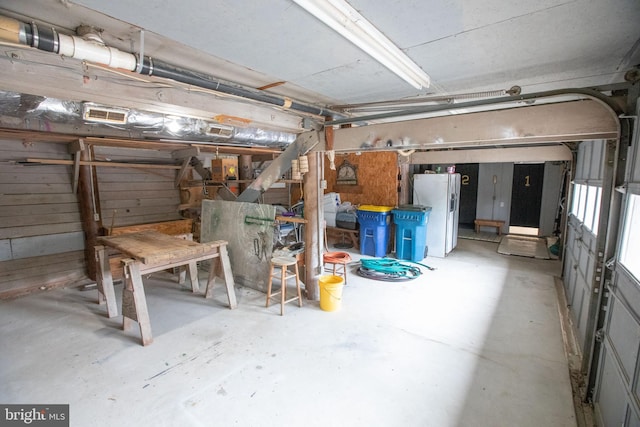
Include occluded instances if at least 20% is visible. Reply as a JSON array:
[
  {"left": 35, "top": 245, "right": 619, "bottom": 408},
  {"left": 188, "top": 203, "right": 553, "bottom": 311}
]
[
  {"left": 392, "top": 205, "right": 431, "bottom": 261},
  {"left": 357, "top": 205, "right": 393, "bottom": 257}
]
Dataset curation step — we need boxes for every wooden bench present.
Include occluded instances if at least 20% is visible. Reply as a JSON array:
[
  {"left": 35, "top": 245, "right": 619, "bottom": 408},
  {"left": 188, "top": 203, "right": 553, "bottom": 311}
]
[
  {"left": 474, "top": 219, "right": 505, "bottom": 235},
  {"left": 326, "top": 226, "right": 359, "bottom": 249}
]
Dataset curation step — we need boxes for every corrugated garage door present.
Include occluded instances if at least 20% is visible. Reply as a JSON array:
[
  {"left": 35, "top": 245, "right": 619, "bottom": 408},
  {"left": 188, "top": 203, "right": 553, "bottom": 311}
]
[
  {"left": 563, "top": 140, "right": 605, "bottom": 351},
  {"left": 591, "top": 111, "right": 640, "bottom": 425}
]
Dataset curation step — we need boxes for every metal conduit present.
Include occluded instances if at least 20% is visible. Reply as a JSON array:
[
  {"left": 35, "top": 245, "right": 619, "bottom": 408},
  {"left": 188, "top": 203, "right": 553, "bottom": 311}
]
[{"left": 326, "top": 88, "right": 623, "bottom": 126}]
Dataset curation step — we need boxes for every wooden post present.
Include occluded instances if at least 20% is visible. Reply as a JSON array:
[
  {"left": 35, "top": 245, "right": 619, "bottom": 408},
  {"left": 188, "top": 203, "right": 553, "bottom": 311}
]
[
  {"left": 304, "top": 151, "right": 322, "bottom": 301},
  {"left": 325, "top": 123, "right": 334, "bottom": 151},
  {"left": 398, "top": 156, "right": 410, "bottom": 206},
  {"left": 239, "top": 154, "right": 253, "bottom": 193},
  {"left": 77, "top": 142, "right": 100, "bottom": 280}
]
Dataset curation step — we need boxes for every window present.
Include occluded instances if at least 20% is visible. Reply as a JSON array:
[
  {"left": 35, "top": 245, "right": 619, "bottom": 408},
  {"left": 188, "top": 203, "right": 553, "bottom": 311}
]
[
  {"left": 584, "top": 186, "right": 596, "bottom": 230},
  {"left": 571, "top": 184, "right": 582, "bottom": 217},
  {"left": 592, "top": 187, "right": 602, "bottom": 235},
  {"left": 577, "top": 184, "right": 587, "bottom": 221},
  {"left": 570, "top": 183, "right": 602, "bottom": 235},
  {"left": 620, "top": 194, "right": 640, "bottom": 281}
]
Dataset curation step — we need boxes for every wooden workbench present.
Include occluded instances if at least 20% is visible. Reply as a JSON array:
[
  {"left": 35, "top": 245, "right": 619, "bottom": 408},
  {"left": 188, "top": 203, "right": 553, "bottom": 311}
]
[{"left": 95, "top": 230, "right": 237, "bottom": 346}]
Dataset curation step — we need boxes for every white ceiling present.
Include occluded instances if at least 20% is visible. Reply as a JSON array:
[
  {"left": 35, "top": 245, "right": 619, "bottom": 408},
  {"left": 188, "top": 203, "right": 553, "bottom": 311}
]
[{"left": 0, "top": 0, "right": 639, "bottom": 125}]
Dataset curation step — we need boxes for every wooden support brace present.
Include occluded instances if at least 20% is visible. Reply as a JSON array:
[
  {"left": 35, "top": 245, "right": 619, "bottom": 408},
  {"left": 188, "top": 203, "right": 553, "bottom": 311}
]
[
  {"left": 175, "top": 157, "right": 192, "bottom": 187},
  {"left": 204, "top": 244, "right": 238, "bottom": 309},
  {"left": 95, "top": 245, "right": 118, "bottom": 318},
  {"left": 68, "top": 139, "right": 85, "bottom": 194},
  {"left": 187, "top": 261, "right": 200, "bottom": 293},
  {"left": 173, "top": 146, "right": 199, "bottom": 187},
  {"left": 122, "top": 259, "right": 154, "bottom": 346}
]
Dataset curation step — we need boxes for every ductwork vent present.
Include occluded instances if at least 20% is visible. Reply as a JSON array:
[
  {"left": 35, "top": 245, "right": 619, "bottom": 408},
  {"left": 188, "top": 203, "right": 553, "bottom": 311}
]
[
  {"left": 0, "top": 91, "right": 296, "bottom": 147},
  {"left": 83, "top": 103, "right": 129, "bottom": 124},
  {"left": 206, "top": 124, "right": 234, "bottom": 138}
]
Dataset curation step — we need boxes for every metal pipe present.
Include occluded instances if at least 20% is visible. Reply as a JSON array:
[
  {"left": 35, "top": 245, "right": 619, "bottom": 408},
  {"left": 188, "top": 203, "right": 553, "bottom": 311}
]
[
  {"left": 331, "top": 88, "right": 515, "bottom": 111},
  {"left": 326, "top": 88, "right": 623, "bottom": 126},
  {"left": 143, "top": 59, "right": 333, "bottom": 117},
  {"left": 0, "top": 15, "right": 336, "bottom": 119}
]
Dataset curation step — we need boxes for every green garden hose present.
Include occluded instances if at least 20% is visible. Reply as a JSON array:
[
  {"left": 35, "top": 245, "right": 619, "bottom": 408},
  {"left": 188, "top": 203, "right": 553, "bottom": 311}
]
[{"left": 357, "top": 258, "right": 431, "bottom": 281}]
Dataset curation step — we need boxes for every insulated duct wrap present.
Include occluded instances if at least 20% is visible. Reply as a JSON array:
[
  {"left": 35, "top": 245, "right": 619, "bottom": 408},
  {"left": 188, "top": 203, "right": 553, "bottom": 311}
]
[
  {"left": 0, "top": 91, "right": 296, "bottom": 147},
  {"left": 231, "top": 128, "right": 296, "bottom": 146}
]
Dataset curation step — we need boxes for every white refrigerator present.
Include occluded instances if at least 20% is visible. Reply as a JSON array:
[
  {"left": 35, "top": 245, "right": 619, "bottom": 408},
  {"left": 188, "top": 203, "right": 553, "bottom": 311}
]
[{"left": 412, "top": 173, "right": 461, "bottom": 258}]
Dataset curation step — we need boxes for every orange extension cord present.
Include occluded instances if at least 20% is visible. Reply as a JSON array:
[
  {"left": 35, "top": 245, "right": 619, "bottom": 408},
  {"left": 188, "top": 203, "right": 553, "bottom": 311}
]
[
  {"left": 323, "top": 251, "right": 352, "bottom": 264},
  {"left": 323, "top": 251, "right": 352, "bottom": 285}
]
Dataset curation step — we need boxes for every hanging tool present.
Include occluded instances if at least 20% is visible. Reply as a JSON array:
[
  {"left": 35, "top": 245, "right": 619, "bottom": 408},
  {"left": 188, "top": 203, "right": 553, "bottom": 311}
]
[
  {"left": 253, "top": 237, "right": 261, "bottom": 259},
  {"left": 244, "top": 216, "right": 275, "bottom": 226},
  {"left": 253, "top": 231, "right": 269, "bottom": 261}
]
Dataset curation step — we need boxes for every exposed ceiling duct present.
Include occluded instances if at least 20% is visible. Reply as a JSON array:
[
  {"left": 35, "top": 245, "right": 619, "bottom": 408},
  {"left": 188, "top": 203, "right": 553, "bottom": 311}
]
[{"left": 0, "top": 91, "right": 297, "bottom": 147}]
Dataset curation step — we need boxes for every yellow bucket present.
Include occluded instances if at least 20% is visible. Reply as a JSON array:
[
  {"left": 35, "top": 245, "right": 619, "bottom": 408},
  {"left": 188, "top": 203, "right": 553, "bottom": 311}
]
[{"left": 319, "top": 275, "right": 345, "bottom": 312}]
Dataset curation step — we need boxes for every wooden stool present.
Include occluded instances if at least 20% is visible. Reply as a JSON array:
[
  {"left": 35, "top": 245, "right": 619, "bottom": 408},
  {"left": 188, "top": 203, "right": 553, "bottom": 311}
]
[
  {"left": 266, "top": 256, "right": 303, "bottom": 316},
  {"left": 323, "top": 252, "right": 352, "bottom": 285}
]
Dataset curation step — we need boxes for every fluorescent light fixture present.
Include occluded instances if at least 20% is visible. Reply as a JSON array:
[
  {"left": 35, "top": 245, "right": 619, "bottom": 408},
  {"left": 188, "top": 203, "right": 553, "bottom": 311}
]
[{"left": 292, "top": 0, "right": 430, "bottom": 89}]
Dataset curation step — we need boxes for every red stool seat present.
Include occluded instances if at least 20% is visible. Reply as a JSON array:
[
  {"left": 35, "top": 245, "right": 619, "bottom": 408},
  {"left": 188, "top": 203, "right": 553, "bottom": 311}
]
[{"left": 323, "top": 252, "right": 352, "bottom": 285}]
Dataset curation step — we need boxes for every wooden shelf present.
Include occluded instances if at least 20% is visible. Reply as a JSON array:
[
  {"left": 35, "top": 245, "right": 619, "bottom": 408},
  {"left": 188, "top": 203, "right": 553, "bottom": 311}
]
[
  {"left": 218, "top": 179, "right": 302, "bottom": 184},
  {"left": 333, "top": 184, "right": 363, "bottom": 194},
  {"left": 183, "top": 179, "right": 302, "bottom": 187},
  {"left": 276, "top": 215, "right": 307, "bottom": 224}
]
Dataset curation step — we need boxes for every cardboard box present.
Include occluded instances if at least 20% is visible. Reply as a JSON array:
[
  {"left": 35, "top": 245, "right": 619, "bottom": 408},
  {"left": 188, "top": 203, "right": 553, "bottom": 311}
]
[{"left": 211, "top": 158, "right": 238, "bottom": 181}]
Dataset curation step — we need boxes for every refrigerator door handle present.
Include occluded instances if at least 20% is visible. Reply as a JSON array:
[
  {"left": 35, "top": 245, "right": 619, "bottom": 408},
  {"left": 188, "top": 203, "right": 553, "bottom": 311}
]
[{"left": 450, "top": 193, "right": 457, "bottom": 212}]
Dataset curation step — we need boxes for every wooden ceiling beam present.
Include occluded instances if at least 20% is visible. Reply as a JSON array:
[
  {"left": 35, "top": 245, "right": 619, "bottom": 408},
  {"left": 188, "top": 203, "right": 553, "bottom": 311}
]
[{"left": 0, "top": 129, "right": 284, "bottom": 156}]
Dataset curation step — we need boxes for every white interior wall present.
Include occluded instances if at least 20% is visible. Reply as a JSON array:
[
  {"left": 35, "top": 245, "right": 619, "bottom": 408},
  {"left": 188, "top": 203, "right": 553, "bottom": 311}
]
[{"left": 476, "top": 163, "right": 513, "bottom": 228}]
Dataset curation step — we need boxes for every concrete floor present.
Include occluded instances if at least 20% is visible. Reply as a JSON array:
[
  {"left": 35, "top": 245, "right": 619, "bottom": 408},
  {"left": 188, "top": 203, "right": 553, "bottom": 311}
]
[{"left": 0, "top": 238, "right": 577, "bottom": 426}]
